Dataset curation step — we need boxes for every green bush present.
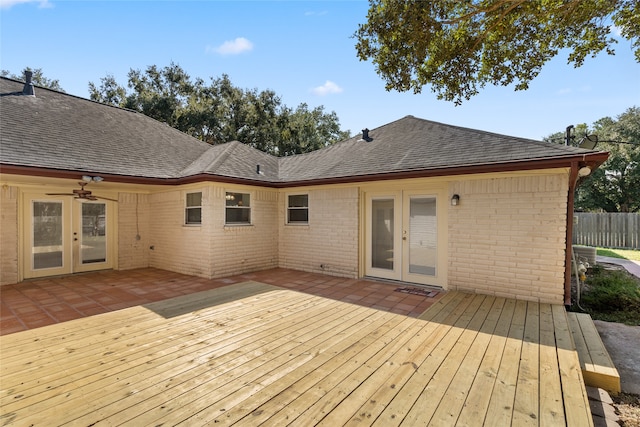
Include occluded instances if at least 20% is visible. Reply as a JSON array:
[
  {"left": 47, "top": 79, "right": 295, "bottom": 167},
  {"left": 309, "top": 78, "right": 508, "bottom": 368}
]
[{"left": 577, "top": 267, "right": 640, "bottom": 325}]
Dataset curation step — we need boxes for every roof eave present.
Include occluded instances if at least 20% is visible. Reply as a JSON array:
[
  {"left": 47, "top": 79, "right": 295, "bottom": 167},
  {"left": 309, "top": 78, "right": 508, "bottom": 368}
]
[
  {"left": 0, "top": 151, "right": 609, "bottom": 188},
  {"left": 272, "top": 152, "right": 610, "bottom": 188}
]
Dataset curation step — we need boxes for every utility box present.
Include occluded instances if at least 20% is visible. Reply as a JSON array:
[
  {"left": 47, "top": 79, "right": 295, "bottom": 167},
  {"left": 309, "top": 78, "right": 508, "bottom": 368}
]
[{"left": 573, "top": 245, "right": 597, "bottom": 265}]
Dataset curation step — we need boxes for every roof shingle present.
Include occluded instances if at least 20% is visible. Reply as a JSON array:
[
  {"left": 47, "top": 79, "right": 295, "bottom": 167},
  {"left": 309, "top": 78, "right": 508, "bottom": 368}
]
[{"left": 1, "top": 77, "right": 604, "bottom": 184}]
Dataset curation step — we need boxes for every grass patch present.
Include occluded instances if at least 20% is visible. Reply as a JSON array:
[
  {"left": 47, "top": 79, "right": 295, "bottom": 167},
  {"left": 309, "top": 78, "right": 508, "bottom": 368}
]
[
  {"left": 572, "top": 264, "right": 640, "bottom": 325},
  {"left": 596, "top": 247, "right": 640, "bottom": 261}
]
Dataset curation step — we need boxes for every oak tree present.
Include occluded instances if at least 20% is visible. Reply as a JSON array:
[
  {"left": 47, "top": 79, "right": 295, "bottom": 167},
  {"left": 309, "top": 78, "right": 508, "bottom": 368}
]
[
  {"left": 89, "top": 63, "right": 350, "bottom": 156},
  {"left": 546, "top": 107, "right": 639, "bottom": 213},
  {"left": 354, "top": 0, "right": 639, "bottom": 104}
]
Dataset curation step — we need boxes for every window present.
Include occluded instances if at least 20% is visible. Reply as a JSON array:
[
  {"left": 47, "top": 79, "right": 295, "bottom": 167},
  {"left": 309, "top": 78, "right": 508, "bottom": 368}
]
[
  {"left": 225, "top": 192, "right": 251, "bottom": 224},
  {"left": 287, "top": 194, "right": 309, "bottom": 224},
  {"left": 185, "top": 192, "right": 202, "bottom": 225}
]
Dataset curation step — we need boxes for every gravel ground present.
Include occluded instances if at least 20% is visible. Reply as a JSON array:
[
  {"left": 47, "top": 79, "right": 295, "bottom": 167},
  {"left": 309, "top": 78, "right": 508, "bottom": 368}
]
[{"left": 613, "top": 393, "right": 640, "bottom": 427}]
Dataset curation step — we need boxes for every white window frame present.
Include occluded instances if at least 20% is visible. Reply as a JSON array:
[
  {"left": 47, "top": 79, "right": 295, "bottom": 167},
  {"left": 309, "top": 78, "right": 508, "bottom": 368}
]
[
  {"left": 185, "top": 191, "right": 202, "bottom": 225},
  {"left": 286, "top": 193, "right": 309, "bottom": 225},
  {"left": 225, "top": 191, "right": 251, "bottom": 225}
]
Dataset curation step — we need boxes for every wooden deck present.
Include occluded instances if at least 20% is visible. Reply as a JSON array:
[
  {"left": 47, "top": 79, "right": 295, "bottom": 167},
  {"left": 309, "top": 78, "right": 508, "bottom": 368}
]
[
  {"left": 567, "top": 312, "right": 621, "bottom": 394},
  {"left": 0, "top": 283, "right": 593, "bottom": 426}
]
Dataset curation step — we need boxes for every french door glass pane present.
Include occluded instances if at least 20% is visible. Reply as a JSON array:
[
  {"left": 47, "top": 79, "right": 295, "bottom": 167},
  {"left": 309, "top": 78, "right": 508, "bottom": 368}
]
[
  {"left": 33, "top": 201, "right": 63, "bottom": 269},
  {"left": 81, "top": 203, "right": 106, "bottom": 264},
  {"left": 409, "top": 197, "right": 437, "bottom": 276},
  {"left": 371, "top": 199, "right": 394, "bottom": 270}
]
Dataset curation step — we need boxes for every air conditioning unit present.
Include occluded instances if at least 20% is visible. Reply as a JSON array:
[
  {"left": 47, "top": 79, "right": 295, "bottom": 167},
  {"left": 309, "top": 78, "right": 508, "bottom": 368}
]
[{"left": 573, "top": 245, "right": 597, "bottom": 265}]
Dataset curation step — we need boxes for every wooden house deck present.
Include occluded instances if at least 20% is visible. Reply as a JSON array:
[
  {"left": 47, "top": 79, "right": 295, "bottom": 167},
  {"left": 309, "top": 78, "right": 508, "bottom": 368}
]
[{"left": 0, "top": 283, "right": 593, "bottom": 426}]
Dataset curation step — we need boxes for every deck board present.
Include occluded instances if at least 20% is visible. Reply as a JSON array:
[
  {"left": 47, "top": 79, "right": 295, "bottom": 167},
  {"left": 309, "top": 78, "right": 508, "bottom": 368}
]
[
  {"left": 0, "top": 286, "right": 593, "bottom": 426},
  {"left": 567, "top": 312, "right": 620, "bottom": 394}
]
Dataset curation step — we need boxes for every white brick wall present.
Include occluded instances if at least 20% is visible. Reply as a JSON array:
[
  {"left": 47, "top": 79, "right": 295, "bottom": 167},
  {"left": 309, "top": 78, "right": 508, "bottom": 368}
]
[
  {"left": 0, "top": 185, "right": 18, "bottom": 285},
  {"left": 117, "top": 193, "right": 150, "bottom": 270},
  {"left": 148, "top": 188, "right": 213, "bottom": 278},
  {"left": 146, "top": 185, "right": 279, "bottom": 279},
  {"left": 1, "top": 171, "right": 573, "bottom": 302},
  {"left": 211, "top": 187, "right": 279, "bottom": 277},
  {"left": 278, "top": 187, "right": 359, "bottom": 278},
  {"left": 448, "top": 174, "right": 569, "bottom": 304}
]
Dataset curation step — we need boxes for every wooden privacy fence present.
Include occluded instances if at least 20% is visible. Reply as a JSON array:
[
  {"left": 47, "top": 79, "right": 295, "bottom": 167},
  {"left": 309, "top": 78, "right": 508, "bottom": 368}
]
[{"left": 573, "top": 212, "right": 640, "bottom": 249}]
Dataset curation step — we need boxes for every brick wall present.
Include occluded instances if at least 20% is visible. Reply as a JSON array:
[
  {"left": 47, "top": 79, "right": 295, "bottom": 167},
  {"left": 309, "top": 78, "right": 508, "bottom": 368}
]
[
  {"left": 117, "top": 193, "right": 150, "bottom": 270},
  {"left": 279, "top": 187, "right": 359, "bottom": 278},
  {"left": 146, "top": 185, "right": 279, "bottom": 279},
  {"left": 0, "top": 185, "right": 18, "bottom": 285},
  {"left": 211, "top": 187, "right": 279, "bottom": 277},
  {"left": 147, "top": 188, "right": 213, "bottom": 278},
  {"left": 448, "top": 173, "right": 569, "bottom": 304}
]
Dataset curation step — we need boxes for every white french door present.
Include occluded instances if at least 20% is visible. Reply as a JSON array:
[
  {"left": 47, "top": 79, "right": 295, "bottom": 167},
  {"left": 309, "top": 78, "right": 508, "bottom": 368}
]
[
  {"left": 24, "top": 195, "right": 114, "bottom": 279},
  {"left": 365, "top": 191, "right": 446, "bottom": 287}
]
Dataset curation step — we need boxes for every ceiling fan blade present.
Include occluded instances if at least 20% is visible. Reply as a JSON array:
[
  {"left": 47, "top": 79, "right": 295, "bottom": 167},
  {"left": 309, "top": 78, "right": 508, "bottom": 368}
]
[
  {"left": 45, "top": 193, "right": 76, "bottom": 196},
  {"left": 94, "top": 195, "right": 119, "bottom": 202}
]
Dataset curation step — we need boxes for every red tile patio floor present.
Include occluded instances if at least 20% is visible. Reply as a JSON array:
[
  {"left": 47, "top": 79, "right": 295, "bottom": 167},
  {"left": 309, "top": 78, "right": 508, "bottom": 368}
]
[{"left": 0, "top": 268, "right": 443, "bottom": 336}]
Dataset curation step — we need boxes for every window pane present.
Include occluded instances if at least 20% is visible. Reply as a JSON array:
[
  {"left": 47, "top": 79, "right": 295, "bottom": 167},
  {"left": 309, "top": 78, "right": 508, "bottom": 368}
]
[
  {"left": 226, "top": 192, "right": 250, "bottom": 207},
  {"left": 288, "top": 194, "right": 308, "bottom": 208},
  {"left": 288, "top": 208, "right": 308, "bottom": 223},
  {"left": 33, "top": 201, "right": 63, "bottom": 269},
  {"left": 186, "top": 192, "right": 202, "bottom": 207},
  {"left": 371, "top": 199, "right": 394, "bottom": 270},
  {"left": 226, "top": 207, "right": 250, "bottom": 224},
  {"left": 185, "top": 192, "right": 202, "bottom": 224},
  {"left": 82, "top": 203, "right": 106, "bottom": 264},
  {"left": 408, "top": 197, "right": 437, "bottom": 276},
  {"left": 186, "top": 208, "right": 202, "bottom": 224}
]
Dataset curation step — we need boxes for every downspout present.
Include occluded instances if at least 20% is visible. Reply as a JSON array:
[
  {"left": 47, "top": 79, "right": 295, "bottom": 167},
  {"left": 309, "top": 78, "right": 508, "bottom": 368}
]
[{"left": 564, "top": 161, "right": 579, "bottom": 306}]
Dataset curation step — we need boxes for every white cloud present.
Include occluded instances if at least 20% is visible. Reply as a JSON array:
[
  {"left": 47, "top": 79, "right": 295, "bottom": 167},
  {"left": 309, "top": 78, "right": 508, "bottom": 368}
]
[
  {"left": 556, "top": 85, "right": 592, "bottom": 96},
  {"left": 0, "top": 0, "right": 51, "bottom": 9},
  {"left": 206, "top": 37, "right": 253, "bottom": 55},
  {"left": 304, "top": 10, "right": 328, "bottom": 17},
  {"left": 311, "top": 80, "right": 343, "bottom": 96},
  {"left": 611, "top": 25, "right": 623, "bottom": 37}
]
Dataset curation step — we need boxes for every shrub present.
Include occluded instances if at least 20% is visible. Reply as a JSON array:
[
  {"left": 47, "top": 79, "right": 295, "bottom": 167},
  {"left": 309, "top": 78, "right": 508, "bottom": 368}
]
[{"left": 576, "top": 267, "right": 640, "bottom": 325}]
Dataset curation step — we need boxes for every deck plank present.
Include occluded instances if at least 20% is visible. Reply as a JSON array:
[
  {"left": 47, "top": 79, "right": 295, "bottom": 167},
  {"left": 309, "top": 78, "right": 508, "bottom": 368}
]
[
  {"left": 116, "top": 304, "right": 388, "bottom": 426},
  {"left": 454, "top": 297, "right": 516, "bottom": 426},
  {"left": 0, "top": 288, "right": 595, "bottom": 427},
  {"left": 538, "top": 303, "right": 566, "bottom": 426},
  {"left": 512, "top": 301, "right": 540, "bottom": 425},
  {"left": 15, "top": 294, "right": 346, "bottom": 425},
  {"left": 483, "top": 299, "right": 527, "bottom": 426},
  {"left": 211, "top": 315, "right": 422, "bottom": 426},
  {"left": 552, "top": 304, "right": 595, "bottom": 427},
  {"left": 400, "top": 295, "right": 496, "bottom": 426},
  {"left": 372, "top": 294, "right": 488, "bottom": 426},
  {"left": 324, "top": 292, "right": 472, "bottom": 426},
  {"left": 568, "top": 312, "right": 620, "bottom": 393},
  {"left": 2, "top": 289, "right": 311, "bottom": 410},
  {"left": 427, "top": 296, "right": 507, "bottom": 426}
]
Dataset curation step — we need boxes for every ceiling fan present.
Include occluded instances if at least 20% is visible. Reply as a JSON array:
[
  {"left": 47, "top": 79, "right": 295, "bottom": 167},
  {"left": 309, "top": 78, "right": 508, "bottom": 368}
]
[{"left": 46, "top": 181, "right": 118, "bottom": 201}]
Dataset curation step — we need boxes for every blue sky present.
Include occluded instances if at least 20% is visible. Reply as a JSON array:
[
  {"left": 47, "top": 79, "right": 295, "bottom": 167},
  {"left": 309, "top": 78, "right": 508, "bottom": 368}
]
[{"left": 1, "top": 0, "right": 638, "bottom": 141}]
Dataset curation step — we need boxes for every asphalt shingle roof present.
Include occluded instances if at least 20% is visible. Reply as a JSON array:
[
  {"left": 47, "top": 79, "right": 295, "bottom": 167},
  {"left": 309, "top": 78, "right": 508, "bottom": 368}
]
[{"left": 1, "top": 77, "right": 602, "bottom": 184}]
